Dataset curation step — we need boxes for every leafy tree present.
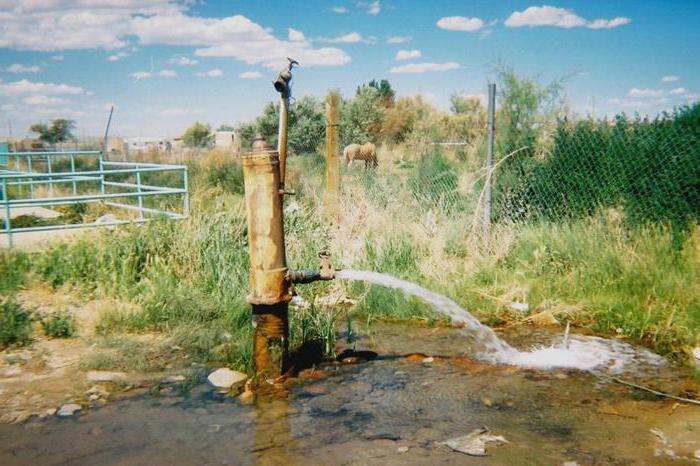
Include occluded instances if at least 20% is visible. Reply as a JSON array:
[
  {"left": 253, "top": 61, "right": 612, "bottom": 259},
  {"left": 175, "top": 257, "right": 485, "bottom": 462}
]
[
  {"left": 450, "top": 93, "right": 483, "bottom": 115},
  {"left": 341, "top": 85, "right": 384, "bottom": 146},
  {"left": 217, "top": 124, "right": 235, "bottom": 132},
  {"left": 182, "top": 121, "right": 212, "bottom": 148},
  {"left": 368, "top": 79, "right": 395, "bottom": 108},
  {"left": 29, "top": 119, "right": 75, "bottom": 146}
]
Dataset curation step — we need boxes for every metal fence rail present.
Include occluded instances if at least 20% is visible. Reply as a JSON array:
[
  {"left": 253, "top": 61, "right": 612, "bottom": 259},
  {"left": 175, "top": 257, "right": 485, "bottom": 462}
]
[{"left": 1, "top": 151, "right": 188, "bottom": 248}]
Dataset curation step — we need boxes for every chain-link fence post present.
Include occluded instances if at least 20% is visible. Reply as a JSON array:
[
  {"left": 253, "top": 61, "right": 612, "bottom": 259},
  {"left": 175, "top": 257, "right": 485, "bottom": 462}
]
[
  {"left": 324, "top": 91, "right": 341, "bottom": 223},
  {"left": 483, "top": 82, "right": 496, "bottom": 247}
]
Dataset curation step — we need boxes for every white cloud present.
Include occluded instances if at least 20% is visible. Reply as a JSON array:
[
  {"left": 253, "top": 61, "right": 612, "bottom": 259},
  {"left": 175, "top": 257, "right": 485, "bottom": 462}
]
[
  {"left": 395, "top": 49, "right": 421, "bottom": 61},
  {"left": 131, "top": 69, "right": 177, "bottom": 81},
  {"left": 22, "top": 95, "right": 67, "bottom": 106},
  {"left": 628, "top": 88, "right": 664, "bottom": 98},
  {"left": 320, "top": 32, "right": 368, "bottom": 44},
  {"left": 366, "top": 1, "right": 381, "bottom": 15},
  {"left": 6, "top": 63, "right": 41, "bottom": 73},
  {"left": 0, "top": 79, "right": 85, "bottom": 96},
  {"left": 107, "top": 51, "right": 129, "bottom": 61},
  {"left": 505, "top": 6, "right": 630, "bottom": 30},
  {"left": 288, "top": 28, "right": 305, "bottom": 42},
  {"left": 436, "top": 16, "right": 484, "bottom": 32},
  {"left": 390, "top": 62, "right": 460, "bottom": 74},
  {"left": 661, "top": 75, "right": 679, "bottom": 83},
  {"left": 386, "top": 36, "right": 410, "bottom": 44},
  {"left": 0, "top": 3, "right": 350, "bottom": 69},
  {"left": 668, "top": 87, "right": 687, "bottom": 95},
  {"left": 196, "top": 68, "right": 223, "bottom": 78},
  {"left": 587, "top": 17, "right": 631, "bottom": 29},
  {"left": 239, "top": 71, "right": 262, "bottom": 79},
  {"left": 331, "top": 6, "right": 348, "bottom": 14},
  {"left": 51, "top": 55, "right": 64, "bottom": 61},
  {"left": 167, "top": 55, "right": 198, "bottom": 66}
]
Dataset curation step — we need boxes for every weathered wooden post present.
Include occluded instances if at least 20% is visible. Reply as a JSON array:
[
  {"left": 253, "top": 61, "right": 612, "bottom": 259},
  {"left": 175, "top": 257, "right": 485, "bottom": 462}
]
[{"left": 324, "top": 91, "right": 340, "bottom": 222}]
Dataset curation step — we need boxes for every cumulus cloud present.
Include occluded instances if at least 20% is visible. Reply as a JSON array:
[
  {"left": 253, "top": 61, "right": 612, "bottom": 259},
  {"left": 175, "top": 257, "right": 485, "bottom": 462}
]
[
  {"left": 437, "top": 16, "right": 484, "bottom": 32},
  {"left": 22, "top": 95, "right": 67, "bottom": 106},
  {"left": 505, "top": 6, "right": 630, "bottom": 29},
  {"left": 661, "top": 75, "right": 679, "bottom": 82},
  {"left": 6, "top": 63, "right": 41, "bottom": 73},
  {"left": 132, "top": 69, "right": 177, "bottom": 81},
  {"left": 107, "top": 51, "right": 129, "bottom": 61},
  {"left": 395, "top": 49, "right": 421, "bottom": 61},
  {"left": 390, "top": 62, "right": 460, "bottom": 74},
  {"left": 386, "top": 36, "right": 410, "bottom": 44},
  {"left": 288, "top": 28, "right": 305, "bottom": 42},
  {"left": 196, "top": 69, "right": 224, "bottom": 78},
  {"left": 628, "top": 88, "right": 664, "bottom": 98},
  {"left": 0, "top": 2, "right": 350, "bottom": 69},
  {"left": 668, "top": 87, "right": 687, "bottom": 95},
  {"left": 320, "top": 32, "right": 371, "bottom": 44},
  {"left": 239, "top": 71, "right": 262, "bottom": 79},
  {"left": 330, "top": 6, "right": 348, "bottom": 14},
  {"left": 167, "top": 55, "right": 198, "bottom": 66},
  {"left": 366, "top": 1, "right": 381, "bottom": 15},
  {"left": 0, "top": 79, "right": 85, "bottom": 96}
]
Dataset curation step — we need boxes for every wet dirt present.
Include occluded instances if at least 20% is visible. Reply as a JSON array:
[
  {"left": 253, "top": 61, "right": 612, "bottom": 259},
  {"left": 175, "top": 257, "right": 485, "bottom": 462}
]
[{"left": 1, "top": 322, "right": 699, "bottom": 465}]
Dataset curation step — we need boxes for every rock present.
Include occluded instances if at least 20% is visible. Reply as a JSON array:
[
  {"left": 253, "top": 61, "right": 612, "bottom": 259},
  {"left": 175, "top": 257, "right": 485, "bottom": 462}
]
[
  {"left": 694, "top": 449, "right": 700, "bottom": 460},
  {"left": 207, "top": 368, "right": 247, "bottom": 391},
  {"left": 481, "top": 397, "right": 494, "bottom": 407},
  {"left": 86, "top": 371, "right": 127, "bottom": 383},
  {"left": 162, "top": 375, "right": 186, "bottom": 384},
  {"left": 529, "top": 310, "right": 559, "bottom": 326},
  {"left": 508, "top": 302, "right": 530, "bottom": 313},
  {"left": 397, "top": 446, "right": 409, "bottom": 453},
  {"left": 45, "top": 408, "right": 57, "bottom": 416},
  {"left": 693, "top": 347, "right": 700, "bottom": 362},
  {"left": 57, "top": 403, "right": 81, "bottom": 417},
  {"left": 94, "top": 214, "right": 119, "bottom": 224},
  {"left": 422, "top": 357, "right": 434, "bottom": 364},
  {"left": 439, "top": 427, "right": 508, "bottom": 456}
]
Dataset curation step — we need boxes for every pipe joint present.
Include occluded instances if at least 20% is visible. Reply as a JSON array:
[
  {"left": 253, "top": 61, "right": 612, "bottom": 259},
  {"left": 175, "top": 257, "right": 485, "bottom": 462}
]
[{"left": 287, "top": 252, "right": 335, "bottom": 284}]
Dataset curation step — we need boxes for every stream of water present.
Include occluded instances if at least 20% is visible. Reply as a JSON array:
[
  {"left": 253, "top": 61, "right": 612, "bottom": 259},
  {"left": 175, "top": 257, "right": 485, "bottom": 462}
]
[{"left": 335, "top": 269, "right": 665, "bottom": 372}]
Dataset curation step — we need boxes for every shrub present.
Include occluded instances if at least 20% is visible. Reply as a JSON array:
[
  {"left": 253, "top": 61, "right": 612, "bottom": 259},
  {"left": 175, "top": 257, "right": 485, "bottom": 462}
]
[
  {"left": 0, "top": 300, "right": 32, "bottom": 348},
  {"left": 40, "top": 310, "right": 77, "bottom": 338}
]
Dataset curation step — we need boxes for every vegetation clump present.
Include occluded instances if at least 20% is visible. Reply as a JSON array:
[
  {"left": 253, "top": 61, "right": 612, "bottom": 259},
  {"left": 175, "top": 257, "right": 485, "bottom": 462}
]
[
  {"left": 40, "top": 310, "right": 76, "bottom": 338},
  {"left": 0, "top": 300, "right": 32, "bottom": 348}
]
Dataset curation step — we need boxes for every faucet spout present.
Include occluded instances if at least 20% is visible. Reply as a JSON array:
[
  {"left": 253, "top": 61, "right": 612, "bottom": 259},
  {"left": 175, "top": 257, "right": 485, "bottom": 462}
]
[{"left": 287, "top": 252, "right": 336, "bottom": 284}]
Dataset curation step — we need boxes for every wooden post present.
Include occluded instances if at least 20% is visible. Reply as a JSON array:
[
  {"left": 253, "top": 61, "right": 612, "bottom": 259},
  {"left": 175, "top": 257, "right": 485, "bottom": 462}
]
[{"left": 324, "top": 91, "right": 340, "bottom": 222}]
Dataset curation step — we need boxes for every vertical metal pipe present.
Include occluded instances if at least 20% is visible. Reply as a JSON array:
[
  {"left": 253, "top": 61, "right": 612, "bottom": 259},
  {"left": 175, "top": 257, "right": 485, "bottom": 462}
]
[
  {"left": 484, "top": 83, "right": 496, "bottom": 246},
  {"left": 70, "top": 153, "right": 77, "bottom": 195},
  {"left": 277, "top": 96, "right": 289, "bottom": 190},
  {"left": 47, "top": 154, "right": 53, "bottom": 197},
  {"left": 135, "top": 164, "right": 143, "bottom": 219},
  {"left": 324, "top": 92, "right": 341, "bottom": 223},
  {"left": 27, "top": 155, "right": 33, "bottom": 199},
  {"left": 182, "top": 167, "right": 189, "bottom": 218},
  {"left": 2, "top": 178, "right": 12, "bottom": 248},
  {"left": 242, "top": 148, "right": 291, "bottom": 379}
]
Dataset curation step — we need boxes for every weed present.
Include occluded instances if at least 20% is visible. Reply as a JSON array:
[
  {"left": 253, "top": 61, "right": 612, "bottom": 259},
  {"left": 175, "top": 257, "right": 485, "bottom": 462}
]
[
  {"left": 0, "top": 299, "right": 32, "bottom": 348},
  {"left": 40, "top": 310, "right": 77, "bottom": 338}
]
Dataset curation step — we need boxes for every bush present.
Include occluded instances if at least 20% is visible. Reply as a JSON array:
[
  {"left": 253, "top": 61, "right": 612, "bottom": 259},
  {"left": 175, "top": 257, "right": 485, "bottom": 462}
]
[
  {"left": 0, "top": 300, "right": 32, "bottom": 348},
  {"left": 40, "top": 311, "right": 76, "bottom": 338}
]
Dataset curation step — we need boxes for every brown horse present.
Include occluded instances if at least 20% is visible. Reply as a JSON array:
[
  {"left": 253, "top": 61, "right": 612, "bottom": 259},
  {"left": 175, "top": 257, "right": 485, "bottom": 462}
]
[{"left": 344, "top": 142, "right": 377, "bottom": 168}]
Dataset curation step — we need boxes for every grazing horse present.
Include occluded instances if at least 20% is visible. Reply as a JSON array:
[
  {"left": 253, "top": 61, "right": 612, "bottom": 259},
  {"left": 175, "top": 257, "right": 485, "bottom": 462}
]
[{"left": 344, "top": 142, "right": 377, "bottom": 169}]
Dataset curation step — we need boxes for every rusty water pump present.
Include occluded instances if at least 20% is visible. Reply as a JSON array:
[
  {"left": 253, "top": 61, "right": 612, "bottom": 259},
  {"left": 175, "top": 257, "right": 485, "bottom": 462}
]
[{"left": 242, "top": 59, "right": 334, "bottom": 381}]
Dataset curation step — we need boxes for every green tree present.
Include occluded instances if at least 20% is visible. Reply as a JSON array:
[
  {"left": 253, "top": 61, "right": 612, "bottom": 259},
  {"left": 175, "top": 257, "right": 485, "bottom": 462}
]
[
  {"left": 217, "top": 124, "right": 235, "bottom": 131},
  {"left": 450, "top": 93, "right": 483, "bottom": 115},
  {"left": 29, "top": 119, "right": 76, "bottom": 146},
  {"left": 368, "top": 79, "right": 395, "bottom": 107},
  {"left": 341, "top": 85, "right": 384, "bottom": 146},
  {"left": 182, "top": 122, "right": 212, "bottom": 148}
]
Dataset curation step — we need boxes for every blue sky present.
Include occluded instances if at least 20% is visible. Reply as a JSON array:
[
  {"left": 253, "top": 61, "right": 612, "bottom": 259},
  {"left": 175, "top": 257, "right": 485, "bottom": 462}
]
[{"left": 0, "top": 1, "right": 698, "bottom": 138}]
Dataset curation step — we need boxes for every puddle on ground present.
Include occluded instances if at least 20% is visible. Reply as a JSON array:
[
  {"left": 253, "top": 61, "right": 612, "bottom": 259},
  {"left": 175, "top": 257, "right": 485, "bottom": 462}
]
[{"left": 1, "top": 322, "right": 699, "bottom": 465}]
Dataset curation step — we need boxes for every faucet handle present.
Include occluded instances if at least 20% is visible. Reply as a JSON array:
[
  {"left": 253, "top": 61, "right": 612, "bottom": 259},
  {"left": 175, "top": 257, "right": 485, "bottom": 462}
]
[{"left": 319, "top": 251, "right": 334, "bottom": 280}]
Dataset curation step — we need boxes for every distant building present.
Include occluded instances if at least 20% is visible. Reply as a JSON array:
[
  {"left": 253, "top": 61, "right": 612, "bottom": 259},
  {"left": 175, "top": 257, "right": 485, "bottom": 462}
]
[{"left": 214, "top": 130, "right": 242, "bottom": 156}]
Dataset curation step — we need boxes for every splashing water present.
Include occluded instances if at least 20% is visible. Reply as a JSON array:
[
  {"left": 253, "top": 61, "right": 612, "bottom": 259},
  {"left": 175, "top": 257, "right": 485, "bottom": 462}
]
[{"left": 335, "top": 269, "right": 665, "bottom": 372}]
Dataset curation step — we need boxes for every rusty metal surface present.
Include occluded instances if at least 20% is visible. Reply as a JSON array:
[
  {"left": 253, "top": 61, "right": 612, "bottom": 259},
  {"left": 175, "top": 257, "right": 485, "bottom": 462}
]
[
  {"left": 252, "top": 303, "right": 289, "bottom": 380},
  {"left": 242, "top": 149, "right": 291, "bottom": 306}
]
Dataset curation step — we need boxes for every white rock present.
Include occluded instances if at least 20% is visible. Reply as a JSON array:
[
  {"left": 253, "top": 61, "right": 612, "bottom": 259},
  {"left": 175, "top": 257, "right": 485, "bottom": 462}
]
[
  {"left": 693, "top": 449, "right": 700, "bottom": 460},
  {"left": 440, "top": 427, "right": 508, "bottom": 456},
  {"left": 692, "top": 347, "right": 700, "bottom": 361},
  {"left": 508, "top": 302, "right": 530, "bottom": 312},
  {"left": 207, "top": 368, "right": 247, "bottom": 391},
  {"left": 57, "top": 404, "right": 81, "bottom": 417},
  {"left": 94, "top": 214, "right": 119, "bottom": 224},
  {"left": 86, "top": 371, "right": 127, "bottom": 383},
  {"left": 162, "top": 375, "right": 186, "bottom": 383}
]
